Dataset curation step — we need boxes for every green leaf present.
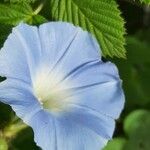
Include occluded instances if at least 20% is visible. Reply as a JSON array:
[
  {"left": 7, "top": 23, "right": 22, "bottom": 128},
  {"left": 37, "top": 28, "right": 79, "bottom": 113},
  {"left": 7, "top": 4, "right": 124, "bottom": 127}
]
[
  {"left": 31, "top": 15, "right": 47, "bottom": 25},
  {"left": 5, "top": 0, "right": 36, "bottom": 3},
  {"left": 50, "top": 0, "right": 126, "bottom": 58},
  {"left": 124, "top": 110, "right": 150, "bottom": 150},
  {"left": 140, "top": 0, "right": 150, "bottom": 5},
  {"left": 124, "top": 110, "right": 150, "bottom": 136},
  {"left": 0, "top": 3, "right": 33, "bottom": 25},
  {"left": 126, "top": 36, "right": 150, "bottom": 63},
  {"left": 114, "top": 34, "right": 150, "bottom": 111},
  {"left": 103, "top": 138, "right": 127, "bottom": 150},
  {"left": 0, "top": 3, "right": 47, "bottom": 26}
]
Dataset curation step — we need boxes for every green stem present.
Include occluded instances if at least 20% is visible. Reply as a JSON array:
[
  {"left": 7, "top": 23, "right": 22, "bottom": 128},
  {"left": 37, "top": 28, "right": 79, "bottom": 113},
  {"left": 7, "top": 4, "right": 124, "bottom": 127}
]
[{"left": 33, "top": 0, "right": 47, "bottom": 15}]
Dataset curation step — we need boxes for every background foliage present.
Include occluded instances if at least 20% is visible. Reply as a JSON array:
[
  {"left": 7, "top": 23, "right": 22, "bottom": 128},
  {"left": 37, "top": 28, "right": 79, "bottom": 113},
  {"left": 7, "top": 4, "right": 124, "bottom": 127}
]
[{"left": 0, "top": 0, "right": 150, "bottom": 150}]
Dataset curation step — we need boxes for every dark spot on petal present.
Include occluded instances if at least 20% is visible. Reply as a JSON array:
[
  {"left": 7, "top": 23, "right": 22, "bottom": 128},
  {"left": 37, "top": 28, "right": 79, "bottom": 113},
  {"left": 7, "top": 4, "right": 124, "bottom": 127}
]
[{"left": 0, "top": 76, "right": 6, "bottom": 82}]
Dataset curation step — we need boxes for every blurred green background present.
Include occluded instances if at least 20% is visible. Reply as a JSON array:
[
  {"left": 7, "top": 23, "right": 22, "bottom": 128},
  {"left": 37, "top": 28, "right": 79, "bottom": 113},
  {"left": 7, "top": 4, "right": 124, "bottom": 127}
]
[{"left": 0, "top": 0, "right": 150, "bottom": 150}]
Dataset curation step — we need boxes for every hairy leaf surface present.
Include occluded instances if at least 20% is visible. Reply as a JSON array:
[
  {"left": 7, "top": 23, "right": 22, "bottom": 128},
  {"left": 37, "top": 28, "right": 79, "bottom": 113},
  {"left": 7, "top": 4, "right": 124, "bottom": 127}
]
[{"left": 50, "top": 0, "right": 126, "bottom": 58}]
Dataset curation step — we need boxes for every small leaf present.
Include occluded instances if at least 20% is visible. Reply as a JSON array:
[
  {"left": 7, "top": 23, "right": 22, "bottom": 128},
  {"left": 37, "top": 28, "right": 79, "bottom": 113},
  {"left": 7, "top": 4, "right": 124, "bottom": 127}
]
[
  {"left": 0, "top": 3, "right": 33, "bottom": 25},
  {"left": 50, "top": 0, "right": 126, "bottom": 58},
  {"left": 103, "top": 138, "right": 126, "bottom": 150},
  {"left": 124, "top": 110, "right": 150, "bottom": 136},
  {"left": 0, "top": 3, "right": 47, "bottom": 26},
  {"left": 32, "top": 15, "right": 48, "bottom": 25}
]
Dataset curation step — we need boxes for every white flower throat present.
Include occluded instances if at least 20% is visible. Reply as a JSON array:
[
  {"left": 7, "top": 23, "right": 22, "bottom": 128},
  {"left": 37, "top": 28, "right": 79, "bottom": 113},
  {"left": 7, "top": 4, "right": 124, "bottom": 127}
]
[{"left": 33, "top": 67, "right": 73, "bottom": 113}]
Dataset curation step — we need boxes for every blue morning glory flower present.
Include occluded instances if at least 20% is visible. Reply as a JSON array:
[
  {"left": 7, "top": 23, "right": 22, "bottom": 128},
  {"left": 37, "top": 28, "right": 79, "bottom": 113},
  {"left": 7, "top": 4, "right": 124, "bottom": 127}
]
[{"left": 0, "top": 22, "right": 124, "bottom": 150}]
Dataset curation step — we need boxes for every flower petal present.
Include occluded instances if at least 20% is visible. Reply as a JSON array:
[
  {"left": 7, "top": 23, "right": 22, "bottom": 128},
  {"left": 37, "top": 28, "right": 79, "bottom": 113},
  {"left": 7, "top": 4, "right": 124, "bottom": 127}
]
[
  {"left": 0, "top": 22, "right": 124, "bottom": 150},
  {"left": 62, "top": 104, "right": 115, "bottom": 139},
  {"left": 38, "top": 22, "right": 101, "bottom": 72},
  {"left": 37, "top": 22, "right": 124, "bottom": 120},
  {"left": 64, "top": 80, "right": 124, "bottom": 119},
  {"left": 0, "top": 23, "right": 41, "bottom": 83},
  {"left": 57, "top": 61, "right": 124, "bottom": 119},
  {"left": 0, "top": 79, "right": 41, "bottom": 120},
  {"left": 55, "top": 115, "right": 108, "bottom": 150},
  {"left": 60, "top": 61, "right": 120, "bottom": 89},
  {"left": 27, "top": 110, "right": 107, "bottom": 150},
  {"left": 26, "top": 110, "right": 56, "bottom": 150}
]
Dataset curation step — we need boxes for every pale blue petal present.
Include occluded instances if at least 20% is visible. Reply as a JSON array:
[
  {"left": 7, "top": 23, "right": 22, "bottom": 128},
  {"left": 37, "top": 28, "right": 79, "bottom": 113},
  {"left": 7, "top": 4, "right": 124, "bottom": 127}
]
[
  {"left": 58, "top": 61, "right": 124, "bottom": 119},
  {"left": 24, "top": 101, "right": 115, "bottom": 150},
  {"left": 0, "top": 23, "right": 41, "bottom": 83},
  {"left": 26, "top": 104, "right": 114, "bottom": 150},
  {"left": 38, "top": 22, "right": 124, "bottom": 119},
  {"left": 62, "top": 105, "right": 115, "bottom": 139},
  {"left": 26, "top": 110, "right": 56, "bottom": 150},
  {"left": 0, "top": 79, "right": 41, "bottom": 120},
  {"left": 55, "top": 115, "right": 108, "bottom": 150},
  {"left": 38, "top": 22, "right": 101, "bottom": 71},
  {"left": 60, "top": 61, "right": 119, "bottom": 90},
  {"left": 0, "top": 22, "right": 124, "bottom": 150},
  {"left": 63, "top": 80, "right": 124, "bottom": 119}
]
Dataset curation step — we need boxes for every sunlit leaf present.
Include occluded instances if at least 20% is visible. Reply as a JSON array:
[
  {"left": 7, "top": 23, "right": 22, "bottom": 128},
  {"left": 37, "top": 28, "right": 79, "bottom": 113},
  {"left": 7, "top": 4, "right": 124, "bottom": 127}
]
[
  {"left": 50, "top": 0, "right": 126, "bottom": 58},
  {"left": 0, "top": 3, "right": 46, "bottom": 25}
]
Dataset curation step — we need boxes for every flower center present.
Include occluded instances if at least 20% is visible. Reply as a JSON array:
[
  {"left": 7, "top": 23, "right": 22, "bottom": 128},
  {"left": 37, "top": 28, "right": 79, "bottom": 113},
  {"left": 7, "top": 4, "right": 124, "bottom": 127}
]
[{"left": 33, "top": 67, "right": 73, "bottom": 113}]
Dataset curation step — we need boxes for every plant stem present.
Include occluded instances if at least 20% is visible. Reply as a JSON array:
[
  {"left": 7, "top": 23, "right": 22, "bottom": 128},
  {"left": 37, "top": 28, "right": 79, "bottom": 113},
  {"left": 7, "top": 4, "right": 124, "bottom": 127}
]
[{"left": 33, "top": 0, "right": 47, "bottom": 15}]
